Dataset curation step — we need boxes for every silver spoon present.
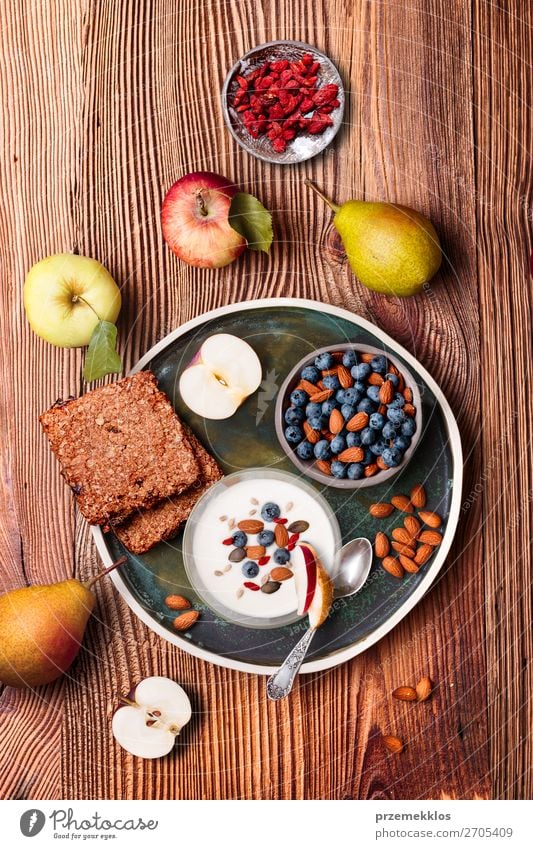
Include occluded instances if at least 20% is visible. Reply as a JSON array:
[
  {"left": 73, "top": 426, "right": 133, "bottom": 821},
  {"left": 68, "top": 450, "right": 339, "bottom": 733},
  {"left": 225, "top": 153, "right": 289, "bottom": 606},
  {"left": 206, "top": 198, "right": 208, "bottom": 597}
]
[{"left": 266, "top": 538, "right": 373, "bottom": 700}]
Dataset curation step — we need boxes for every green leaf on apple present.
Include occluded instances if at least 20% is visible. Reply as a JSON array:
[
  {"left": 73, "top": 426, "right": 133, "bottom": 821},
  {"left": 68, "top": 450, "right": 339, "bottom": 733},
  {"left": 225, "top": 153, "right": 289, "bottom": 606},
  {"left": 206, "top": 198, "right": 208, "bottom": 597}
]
[
  {"left": 83, "top": 320, "right": 122, "bottom": 382},
  {"left": 228, "top": 192, "right": 273, "bottom": 253}
]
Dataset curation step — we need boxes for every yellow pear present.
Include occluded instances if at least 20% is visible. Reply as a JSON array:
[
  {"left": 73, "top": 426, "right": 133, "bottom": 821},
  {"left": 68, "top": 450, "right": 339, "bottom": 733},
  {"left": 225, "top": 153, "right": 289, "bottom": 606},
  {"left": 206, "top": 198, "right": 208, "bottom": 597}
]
[
  {"left": 0, "top": 557, "right": 125, "bottom": 688},
  {"left": 306, "top": 180, "right": 442, "bottom": 297}
]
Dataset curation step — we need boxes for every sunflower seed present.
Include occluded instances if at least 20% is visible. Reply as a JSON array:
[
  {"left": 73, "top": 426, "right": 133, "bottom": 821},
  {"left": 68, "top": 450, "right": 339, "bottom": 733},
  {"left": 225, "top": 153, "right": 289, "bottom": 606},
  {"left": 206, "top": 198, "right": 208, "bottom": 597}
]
[
  {"left": 250, "top": 497, "right": 259, "bottom": 505},
  {"left": 214, "top": 570, "right": 224, "bottom": 576},
  {"left": 285, "top": 501, "right": 294, "bottom": 512},
  {"left": 228, "top": 517, "right": 236, "bottom": 530},
  {"left": 219, "top": 514, "right": 228, "bottom": 522},
  {"left": 236, "top": 588, "right": 244, "bottom": 599},
  {"left": 223, "top": 564, "right": 232, "bottom": 573},
  {"left": 248, "top": 509, "right": 257, "bottom": 516}
]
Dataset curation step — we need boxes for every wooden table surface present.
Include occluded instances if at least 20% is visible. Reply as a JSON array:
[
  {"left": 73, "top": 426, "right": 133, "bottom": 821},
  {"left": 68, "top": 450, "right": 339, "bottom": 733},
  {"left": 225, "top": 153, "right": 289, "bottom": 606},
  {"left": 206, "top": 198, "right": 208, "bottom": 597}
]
[{"left": 0, "top": 0, "right": 531, "bottom": 801}]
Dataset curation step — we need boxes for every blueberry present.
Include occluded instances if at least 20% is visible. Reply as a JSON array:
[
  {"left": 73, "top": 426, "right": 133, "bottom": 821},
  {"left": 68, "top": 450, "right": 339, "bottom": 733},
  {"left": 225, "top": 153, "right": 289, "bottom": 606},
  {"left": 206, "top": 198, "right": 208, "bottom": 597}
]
[
  {"left": 358, "top": 398, "right": 376, "bottom": 414},
  {"left": 331, "top": 460, "right": 348, "bottom": 478},
  {"left": 315, "top": 352, "right": 334, "bottom": 371},
  {"left": 336, "top": 388, "right": 347, "bottom": 404},
  {"left": 385, "top": 372, "right": 399, "bottom": 387},
  {"left": 401, "top": 418, "right": 417, "bottom": 437},
  {"left": 362, "top": 447, "right": 373, "bottom": 465},
  {"left": 296, "top": 440, "right": 314, "bottom": 460},
  {"left": 233, "top": 531, "right": 248, "bottom": 548},
  {"left": 285, "top": 424, "right": 303, "bottom": 444},
  {"left": 330, "top": 434, "right": 347, "bottom": 455},
  {"left": 273, "top": 548, "right": 290, "bottom": 564},
  {"left": 301, "top": 365, "right": 320, "bottom": 383},
  {"left": 258, "top": 529, "right": 275, "bottom": 546},
  {"left": 352, "top": 362, "right": 371, "bottom": 381},
  {"left": 342, "top": 349, "right": 358, "bottom": 368},
  {"left": 371, "top": 355, "right": 387, "bottom": 374},
  {"left": 261, "top": 502, "right": 281, "bottom": 521},
  {"left": 381, "top": 446, "right": 403, "bottom": 468},
  {"left": 382, "top": 421, "right": 398, "bottom": 440},
  {"left": 306, "top": 402, "right": 322, "bottom": 419},
  {"left": 290, "top": 388, "right": 308, "bottom": 407},
  {"left": 387, "top": 407, "right": 405, "bottom": 426},
  {"left": 242, "top": 561, "right": 259, "bottom": 578},
  {"left": 308, "top": 414, "right": 328, "bottom": 431},
  {"left": 369, "top": 412, "right": 385, "bottom": 430},
  {"left": 347, "top": 462, "right": 364, "bottom": 480},
  {"left": 353, "top": 381, "right": 366, "bottom": 394},
  {"left": 285, "top": 406, "right": 305, "bottom": 425},
  {"left": 370, "top": 438, "right": 388, "bottom": 456},
  {"left": 367, "top": 385, "right": 381, "bottom": 403},
  {"left": 361, "top": 426, "right": 377, "bottom": 445},
  {"left": 346, "top": 431, "right": 362, "bottom": 448},
  {"left": 322, "top": 398, "right": 337, "bottom": 416},
  {"left": 343, "top": 387, "right": 360, "bottom": 406},
  {"left": 392, "top": 392, "right": 405, "bottom": 408},
  {"left": 323, "top": 374, "right": 340, "bottom": 391},
  {"left": 314, "top": 439, "right": 331, "bottom": 460},
  {"left": 341, "top": 403, "right": 356, "bottom": 421},
  {"left": 393, "top": 435, "right": 411, "bottom": 452}
]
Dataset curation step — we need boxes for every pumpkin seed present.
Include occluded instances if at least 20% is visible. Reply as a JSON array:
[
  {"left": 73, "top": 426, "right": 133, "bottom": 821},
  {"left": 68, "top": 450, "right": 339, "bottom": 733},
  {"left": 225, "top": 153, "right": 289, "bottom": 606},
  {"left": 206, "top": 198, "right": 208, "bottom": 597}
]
[
  {"left": 229, "top": 547, "right": 246, "bottom": 562},
  {"left": 260, "top": 580, "right": 281, "bottom": 594},
  {"left": 288, "top": 520, "right": 309, "bottom": 534}
]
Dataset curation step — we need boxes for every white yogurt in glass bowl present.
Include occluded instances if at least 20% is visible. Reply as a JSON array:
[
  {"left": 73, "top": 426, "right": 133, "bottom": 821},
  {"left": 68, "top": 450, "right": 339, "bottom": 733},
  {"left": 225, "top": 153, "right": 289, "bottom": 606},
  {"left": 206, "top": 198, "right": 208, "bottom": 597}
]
[{"left": 182, "top": 468, "right": 341, "bottom": 628}]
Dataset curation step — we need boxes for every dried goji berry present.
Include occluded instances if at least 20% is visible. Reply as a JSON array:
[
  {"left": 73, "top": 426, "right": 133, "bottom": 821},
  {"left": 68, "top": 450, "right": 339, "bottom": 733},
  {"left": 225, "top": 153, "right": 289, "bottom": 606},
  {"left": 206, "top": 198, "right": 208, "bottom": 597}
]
[
  {"left": 301, "top": 97, "right": 315, "bottom": 113},
  {"left": 243, "top": 581, "right": 260, "bottom": 591}
]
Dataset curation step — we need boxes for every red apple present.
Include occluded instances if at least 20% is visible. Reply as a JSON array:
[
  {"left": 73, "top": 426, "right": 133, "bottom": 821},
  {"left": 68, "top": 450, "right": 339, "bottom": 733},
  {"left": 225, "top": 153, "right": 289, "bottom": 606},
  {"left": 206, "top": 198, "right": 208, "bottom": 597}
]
[
  {"left": 293, "top": 542, "right": 333, "bottom": 629},
  {"left": 161, "top": 171, "right": 247, "bottom": 268}
]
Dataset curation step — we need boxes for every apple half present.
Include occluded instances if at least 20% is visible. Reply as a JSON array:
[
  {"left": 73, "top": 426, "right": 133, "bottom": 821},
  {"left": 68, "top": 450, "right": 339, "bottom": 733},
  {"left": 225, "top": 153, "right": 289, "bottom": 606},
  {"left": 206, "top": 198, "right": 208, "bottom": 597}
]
[
  {"left": 179, "top": 333, "right": 262, "bottom": 419},
  {"left": 292, "top": 542, "right": 334, "bottom": 629},
  {"left": 112, "top": 676, "right": 192, "bottom": 759}
]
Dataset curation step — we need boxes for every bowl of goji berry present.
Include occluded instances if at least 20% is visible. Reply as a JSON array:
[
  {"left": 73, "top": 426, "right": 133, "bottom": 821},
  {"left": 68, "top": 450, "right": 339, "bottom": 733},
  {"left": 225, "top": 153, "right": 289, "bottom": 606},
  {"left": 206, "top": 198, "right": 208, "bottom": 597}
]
[{"left": 222, "top": 40, "right": 345, "bottom": 164}]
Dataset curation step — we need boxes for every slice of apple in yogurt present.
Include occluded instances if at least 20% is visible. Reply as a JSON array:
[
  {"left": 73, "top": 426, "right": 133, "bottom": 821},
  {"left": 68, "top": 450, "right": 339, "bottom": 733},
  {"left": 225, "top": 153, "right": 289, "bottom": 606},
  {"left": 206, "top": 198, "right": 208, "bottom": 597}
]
[
  {"left": 292, "top": 542, "right": 334, "bottom": 629},
  {"left": 179, "top": 333, "right": 262, "bottom": 419}
]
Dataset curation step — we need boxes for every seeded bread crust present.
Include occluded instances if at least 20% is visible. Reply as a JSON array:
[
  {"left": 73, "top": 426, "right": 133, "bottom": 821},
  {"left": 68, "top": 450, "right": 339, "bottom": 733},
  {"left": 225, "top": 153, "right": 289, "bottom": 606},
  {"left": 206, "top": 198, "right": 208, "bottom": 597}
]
[
  {"left": 112, "top": 429, "right": 223, "bottom": 554},
  {"left": 40, "top": 371, "right": 199, "bottom": 526}
]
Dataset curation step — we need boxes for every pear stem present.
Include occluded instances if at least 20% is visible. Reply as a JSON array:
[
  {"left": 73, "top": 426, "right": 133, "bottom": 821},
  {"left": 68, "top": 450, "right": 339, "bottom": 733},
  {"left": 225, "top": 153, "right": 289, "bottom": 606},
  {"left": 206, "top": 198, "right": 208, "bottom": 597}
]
[
  {"left": 304, "top": 178, "right": 340, "bottom": 213},
  {"left": 84, "top": 556, "right": 127, "bottom": 589}
]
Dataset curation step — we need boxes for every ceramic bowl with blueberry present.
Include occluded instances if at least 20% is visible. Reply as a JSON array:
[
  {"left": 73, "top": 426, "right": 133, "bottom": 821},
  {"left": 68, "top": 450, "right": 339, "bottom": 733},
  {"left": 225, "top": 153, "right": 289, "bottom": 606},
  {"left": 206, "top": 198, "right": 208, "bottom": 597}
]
[{"left": 275, "top": 344, "right": 423, "bottom": 489}]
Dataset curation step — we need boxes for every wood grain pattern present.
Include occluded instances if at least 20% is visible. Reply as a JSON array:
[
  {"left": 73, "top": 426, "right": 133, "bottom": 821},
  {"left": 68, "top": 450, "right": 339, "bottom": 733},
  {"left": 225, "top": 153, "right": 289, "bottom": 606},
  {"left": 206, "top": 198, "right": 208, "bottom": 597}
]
[{"left": 0, "top": 0, "right": 528, "bottom": 799}]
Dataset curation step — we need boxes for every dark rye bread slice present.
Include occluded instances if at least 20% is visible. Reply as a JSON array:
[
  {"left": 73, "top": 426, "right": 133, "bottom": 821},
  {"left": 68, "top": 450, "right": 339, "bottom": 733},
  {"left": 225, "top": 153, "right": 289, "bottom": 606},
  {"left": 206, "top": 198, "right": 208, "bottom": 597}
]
[
  {"left": 112, "top": 429, "right": 223, "bottom": 554},
  {"left": 40, "top": 371, "right": 199, "bottom": 526}
]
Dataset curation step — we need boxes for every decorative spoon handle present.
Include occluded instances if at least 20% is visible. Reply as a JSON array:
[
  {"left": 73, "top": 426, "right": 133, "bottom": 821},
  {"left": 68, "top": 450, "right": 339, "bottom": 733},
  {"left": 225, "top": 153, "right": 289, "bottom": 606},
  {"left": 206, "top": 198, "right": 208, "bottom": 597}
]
[{"left": 266, "top": 627, "right": 316, "bottom": 700}]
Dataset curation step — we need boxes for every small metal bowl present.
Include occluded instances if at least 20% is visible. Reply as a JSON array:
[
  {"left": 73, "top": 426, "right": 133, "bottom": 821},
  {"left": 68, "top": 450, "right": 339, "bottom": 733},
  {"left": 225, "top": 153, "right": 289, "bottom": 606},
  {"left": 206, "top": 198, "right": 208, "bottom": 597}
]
[
  {"left": 275, "top": 344, "right": 423, "bottom": 489},
  {"left": 221, "top": 40, "right": 345, "bottom": 165}
]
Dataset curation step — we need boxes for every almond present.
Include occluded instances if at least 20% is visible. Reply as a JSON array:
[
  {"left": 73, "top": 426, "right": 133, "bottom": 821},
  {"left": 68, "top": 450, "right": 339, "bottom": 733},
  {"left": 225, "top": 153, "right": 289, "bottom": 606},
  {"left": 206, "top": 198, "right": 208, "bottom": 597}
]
[
  {"left": 274, "top": 524, "right": 289, "bottom": 547},
  {"left": 246, "top": 545, "right": 266, "bottom": 560},
  {"left": 270, "top": 566, "right": 293, "bottom": 582},
  {"left": 378, "top": 404, "right": 387, "bottom": 415},
  {"left": 388, "top": 363, "right": 400, "bottom": 376},
  {"left": 299, "top": 378, "right": 318, "bottom": 395},
  {"left": 238, "top": 519, "right": 264, "bottom": 533},
  {"left": 374, "top": 532, "right": 390, "bottom": 559},
  {"left": 404, "top": 516, "right": 421, "bottom": 537},
  {"left": 403, "top": 387, "right": 413, "bottom": 403},
  {"left": 379, "top": 379, "right": 395, "bottom": 405},
  {"left": 418, "top": 511, "right": 442, "bottom": 528},
  {"left": 303, "top": 420, "right": 320, "bottom": 444},
  {"left": 418, "top": 530, "right": 443, "bottom": 546},
  {"left": 414, "top": 543, "right": 433, "bottom": 565},
  {"left": 404, "top": 403, "right": 416, "bottom": 417},
  {"left": 368, "top": 372, "right": 384, "bottom": 386},
  {"left": 383, "top": 735, "right": 404, "bottom": 754},
  {"left": 310, "top": 389, "right": 334, "bottom": 403},
  {"left": 337, "top": 365, "right": 353, "bottom": 389},
  {"left": 376, "top": 456, "right": 388, "bottom": 470},
  {"left": 321, "top": 368, "right": 338, "bottom": 376},
  {"left": 316, "top": 459, "right": 332, "bottom": 475},
  {"left": 329, "top": 408, "right": 344, "bottom": 434},
  {"left": 173, "top": 610, "right": 199, "bottom": 631},
  {"left": 399, "top": 554, "right": 420, "bottom": 573},
  {"left": 165, "top": 594, "right": 191, "bottom": 611},
  {"left": 338, "top": 446, "right": 364, "bottom": 463},
  {"left": 410, "top": 483, "right": 426, "bottom": 508},
  {"left": 369, "top": 502, "right": 394, "bottom": 518},
  {"left": 360, "top": 352, "right": 374, "bottom": 363},
  {"left": 364, "top": 463, "right": 379, "bottom": 477},
  {"left": 346, "top": 411, "right": 369, "bottom": 432},
  {"left": 391, "top": 541, "right": 416, "bottom": 558},
  {"left": 416, "top": 676, "right": 432, "bottom": 702},
  {"left": 382, "top": 556, "right": 404, "bottom": 578},
  {"left": 391, "top": 494, "right": 414, "bottom": 513},
  {"left": 392, "top": 686, "right": 417, "bottom": 701},
  {"left": 391, "top": 527, "right": 413, "bottom": 545},
  {"left": 331, "top": 351, "right": 344, "bottom": 362}
]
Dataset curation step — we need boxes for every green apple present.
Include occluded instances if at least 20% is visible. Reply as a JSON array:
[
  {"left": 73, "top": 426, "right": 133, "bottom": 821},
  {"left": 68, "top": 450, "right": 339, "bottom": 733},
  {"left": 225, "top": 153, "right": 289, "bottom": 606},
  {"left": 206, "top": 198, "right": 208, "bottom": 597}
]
[{"left": 23, "top": 253, "right": 121, "bottom": 347}]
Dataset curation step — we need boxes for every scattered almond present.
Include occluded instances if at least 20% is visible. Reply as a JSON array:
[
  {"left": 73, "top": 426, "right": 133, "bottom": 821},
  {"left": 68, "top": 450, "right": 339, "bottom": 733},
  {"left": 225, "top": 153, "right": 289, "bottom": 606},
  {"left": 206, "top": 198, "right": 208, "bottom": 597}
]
[
  {"left": 316, "top": 459, "right": 332, "bottom": 475},
  {"left": 410, "top": 483, "right": 426, "bottom": 508},
  {"left": 360, "top": 352, "right": 374, "bottom": 363},
  {"left": 310, "top": 389, "right": 334, "bottom": 403},
  {"left": 369, "top": 502, "right": 394, "bottom": 518},
  {"left": 391, "top": 527, "right": 413, "bottom": 545},
  {"left": 165, "top": 595, "right": 191, "bottom": 611},
  {"left": 173, "top": 610, "right": 199, "bottom": 631},
  {"left": 383, "top": 735, "right": 404, "bottom": 754},
  {"left": 379, "top": 379, "right": 395, "bottom": 405},
  {"left": 391, "top": 541, "right": 416, "bottom": 558},
  {"left": 376, "top": 456, "right": 388, "bottom": 470},
  {"left": 392, "top": 686, "right": 417, "bottom": 701},
  {"left": 414, "top": 543, "right": 433, "bottom": 565},
  {"left": 329, "top": 408, "right": 344, "bottom": 434},
  {"left": 298, "top": 378, "right": 318, "bottom": 395},
  {"left": 274, "top": 524, "right": 289, "bottom": 547},
  {"left": 368, "top": 372, "right": 384, "bottom": 386},
  {"left": 338, "top": 446, "right": 364, "bottom": 463},
  {"left": 238, "top": 519, "right": 264, "bottom": 533},
  {"left": 404, "top": 516, "right": 421, "bottom": 537},
  {"left": 303, "top": 420, "right": 320, "bottom": 444},
  {"left": 391, "top": 494, "right": 414, "bottom": 513},
  {"left": 399, "top": 554, "right": 420, "bottom": 573},
  {"left": 382, "top": 556, "right": 404, "bottom": 578},
  {"left": 416, "top": 676, "right": 433, "bottom": 702},
  {"left": 404, "top": 403, "right": 416, "bottom": 417},
  {"left": 246, "top": 545, "right": 267, "bottom": 560},
  {"left": 418, "top": 530, "right": 443, "bottom": 546},
  {"left": 418, "top": 511, "right": 442, "bottom": 528},
  {"left": 364, "top": 463, "right": 379, "bottom": 476},
  {"left": 270, "top": 567, "right": 293, "bottom": 582},
  {"left": 337, "top": 365, "right": 353, "bottom": 389},
  {"left": 403, "top": 387, "right": 413, "bottom": 403},
  {"left": 346, "top": 411, "right": 369, "bottom": 432},
  {"left": 374, "top": 532, "right": 390, "bottom": 559}
]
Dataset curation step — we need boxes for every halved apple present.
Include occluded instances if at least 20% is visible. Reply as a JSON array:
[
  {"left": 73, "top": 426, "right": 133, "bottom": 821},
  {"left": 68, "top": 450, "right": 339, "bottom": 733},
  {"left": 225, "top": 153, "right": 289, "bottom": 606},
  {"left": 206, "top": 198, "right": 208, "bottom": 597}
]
[
  {"left": 292, "top": 542, "right": 334, "bottom": 629},
  {"left": 179, "top": 333, "right": 262, "bottom": 419}
]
